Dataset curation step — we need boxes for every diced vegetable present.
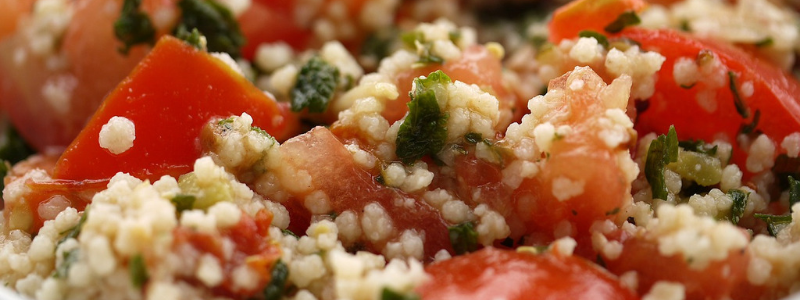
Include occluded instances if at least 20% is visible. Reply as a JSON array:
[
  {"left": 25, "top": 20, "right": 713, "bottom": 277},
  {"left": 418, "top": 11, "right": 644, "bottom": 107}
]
[
  {"left": 645, "top": 126, "right": 678, "bottom": 200},
  {"left": 175, "top": 0, "right": 245, "bottom": 57},
  {"left": 128, "top": 254, "right": 149, "bottom": 289},
  {"left": 728, "top": 189, "right": 748, "bottom": 225},
  {"left": 114, "top": 0, "right": 156, "bottom": 54},
  {"left": 262, "top": 261, "right": 289, "bottom": 300},
  {"left": 448, "top": 222, "right": 479, "bottom": 255}
]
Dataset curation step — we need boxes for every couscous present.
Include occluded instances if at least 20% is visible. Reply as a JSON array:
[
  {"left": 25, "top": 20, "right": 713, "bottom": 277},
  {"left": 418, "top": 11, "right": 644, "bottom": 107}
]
[{"left": 2, "top": 0, "right": 800, "bottom": 299}]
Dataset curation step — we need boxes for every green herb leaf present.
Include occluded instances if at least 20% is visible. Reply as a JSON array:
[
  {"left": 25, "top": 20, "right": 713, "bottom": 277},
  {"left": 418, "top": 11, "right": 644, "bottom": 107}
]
[
  {"left": 0, "top": 161, "right": 8, "bottom": 192},
  {"left": 58, "top": 207, "right": 89, "bottom": 246},
  {"left": 789, "top": 176, "right": 800, "bottom": 212},
  {"left": 175, "top": 26, "right": 207, "bottom": 50},
  {"left": 170, "top": 194, "right": 196, "bottom": 213},
  {"left": 728, "top": 71, "right": 750, "bottom": 118},
  {"left": 129, "top": 254, "right": 149, "bottom": 289},
  {"left": 605, "top": 207, "right": 620, "bottom": 216},
  {"left": 448, "top": 222, "right": 478, "bottom": 255},
  {"left": 395, "top": 70, "right": 450, "bottom": 164},
  {"left": 754, "top": 213, "right": 792, "bottom": 236},
  {"left": 399, "top": 30, "right": 444, "bottom": 65},
  {"left": 114, "top": 0, "right": 156, "bottom": 54},
  {"left": 728, "top": 189, "right": 748, "bottom": 224},
  {"left": 290, "top": 56, "right": 340, "bottom": 113},
  {"left": 578, "top": 30, "right": 609, "bottom": 48},
  {"left": 464, "top": 132, "right": 482, "bottom": 144},
  {"left": 0, "top": 124, "right": 35, "bottom": 164},
  {"left": 381, "top": 288, "right": 421, "bottom": 300},
  {"left": 401, "top": 31, "right": 424, "bottom": 49},
  {"left": 754, "top": 37, "right": 774, "bottom": 48},
  {"left": 739, "top": 109, "right": 761, "bottom": 135},
  {"left": 263, "top": 261, "right": 289, "bottom": 300},
  {"left": 645, "top": 126, "right": 679, "bottom": 200},
  {"left": 678, "top": 139, "right": 718, "bottom": 156},
  {"left": 281, "top": 229, "right": 298, "bottom": 238},
  {"left": 604, "top": 11, "right": 641, "bottom": 33},
  {"left": 361, "top": 29, "right": 396, "bottom": 61},
  {"left": 175, "top": 0, "right": 245, "bottom": 57},
  {"left": 54, "top": 249, "right": 80, "bottom": 278}
]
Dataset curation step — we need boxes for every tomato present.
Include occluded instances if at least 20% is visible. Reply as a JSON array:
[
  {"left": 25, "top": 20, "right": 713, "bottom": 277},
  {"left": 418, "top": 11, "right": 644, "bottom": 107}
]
[
  {"left": 0, "top": 0, "right": 179, "bottom": 151},
  {"left": 172, "top": 209, "right": 281, "bottom": 297},
  {"left": 621, "top": 28, "right": 800, "bottom": 176},
  {"left": 386, "top": 45, "right": 520, "bottom": 127},
  {"left": 277, "top": 127, "right": 453, "bottom": 260},
  {"left": 52, "top": 36, "right": 299, "bottom": 182},
  {"left": 600, "top": 228, "right": 759, "bottom": 300},
  {"left": 548, "top": 0, "right": 647, "bottom": 44},
  {"left": 451, "top": 67, "right": 634, "bottom": 242},
  {"left": 417, "top": 247, "right": 638, "bottom": 300},
  {"left": 0, "top": 0, "right": 34, "bottom": 41},
  {"left": 238, "top": 0, "right": 312, "bottom": 59}
]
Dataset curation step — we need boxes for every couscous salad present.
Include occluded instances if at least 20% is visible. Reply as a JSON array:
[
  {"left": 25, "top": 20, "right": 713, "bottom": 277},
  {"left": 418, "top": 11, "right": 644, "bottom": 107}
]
[{"left": 2, "top": 0, "right": 800, "bottom": 299}]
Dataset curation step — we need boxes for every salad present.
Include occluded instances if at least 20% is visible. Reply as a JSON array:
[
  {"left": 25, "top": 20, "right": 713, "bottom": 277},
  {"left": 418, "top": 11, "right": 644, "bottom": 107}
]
[{"left": 1, "top": 0, "right": 800, "bottom": 299}]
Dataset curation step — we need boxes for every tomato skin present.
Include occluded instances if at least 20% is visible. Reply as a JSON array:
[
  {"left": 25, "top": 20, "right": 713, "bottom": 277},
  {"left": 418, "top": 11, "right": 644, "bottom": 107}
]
[
  {"left": 52, "top": 36, "right": 299, "bottom": 182},
  {"left": 621, "top": 28, "right": 800, "bottom": 175},
  {"left": 417, "top": 247, "right": 638, "bottom": 300},
  {"left": 548, "top": 0, "right": 647, "bottom": 44}
]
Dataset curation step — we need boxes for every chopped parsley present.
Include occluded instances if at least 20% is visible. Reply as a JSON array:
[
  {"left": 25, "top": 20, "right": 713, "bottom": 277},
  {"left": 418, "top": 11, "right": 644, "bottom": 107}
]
[
  {"left": 129, "top": 254, "right": 149, "bottom": 289},
  {"left": 728, "top": 189, "right": 748, "bottom": 225},
  {"left": 58, "top": 207, "right": 89, "bottom": 246},
  {"left": 678, "top": 139, "right": 717, "bottom": 156},
  {"left": 361, "top": 29, "right": 396, "bottom": 62},
  {"left": 170, "top": 194, "right": 196, "bottom": 213},
  {"left": 728, "top": 71, "right": 750, "bottom": 119},
  {"left": 448, "top": 222, "right": 478, "bottom": 255},
  {"left": 605, "top": 207, "right": 620, "bottom": 216},
  {"left": 114, "top": 0, "right": 156, "bottom": 54},
  {"left": 381, "top": 288, "right": 421, "bottom": 300},
  {"left": 175, "top": 0, "right": 245, "bottom": 57},
  {"left": 739, "top": 109, "right": 761, "bottom": 135},
  {"left": 263, "top": 261, "right": 289, "bottom": 300},
  {"left": 281, "top": 229, "right": 298, "bottom": 238},
  {"left": 789, "top": 176, "right": 800, "bottom": 211},
  {"left": 175, "top": 26, "right": 207, "bottom": 51},
  {"left": 754, "top": 213, "right": 792, "bottom": 237},
  {"left": 696, "top": 50, "right": 714, "bottom": 65},
  {"left": 0, "top": 124, "right": 35, "bottom": 164},
  {"left": 578, "top": 30, "right": 609, "bottom": 48},
  {"left": 754, "top": 37, "right": 774, "bottom": 48},
  {"left": 290, "top": 56, "right": 340, "bottom": 113},
  {"left": 604, "top": 11, "right": 641, "bottom": 33},
  {"left": 54, "top": 249, "right": 80, "bottom": 278},
  {"left": 400, "top": 30, "right": 445, "bottom": 65},
  {"left": 395, "top": 70, "right": 450, "bottom": 164},
  {"left": 644, "top": 126, "right": 679, "bottom": 200},
  {"left": 464, "top": 132, "right": 483, "bottom": 144}
]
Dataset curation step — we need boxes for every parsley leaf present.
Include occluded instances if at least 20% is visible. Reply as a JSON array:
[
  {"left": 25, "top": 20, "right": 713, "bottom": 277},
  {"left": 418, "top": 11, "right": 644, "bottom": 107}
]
[
  {"left": 448, "top": 222, "right": 478, "bottom": 255},
  {"left": 395, "top": 71, "right": 450, "bottom": 164},
  {"left": 728, "top": 71, "right": 750, "bottom": 118},
  {"left": 0, "top": 161, "right": 8, "bottom": 193},
  {"left": 728, "top": 189, "right": 748, "bottom": 224},
  {"left": 739, "top": 109, "right": 761, "bottom": 135},
  {"left": 170, "top": 194, "right": 196, "bottom": 213},
  {"left": 789, "top": 176, "right": 800, "bottom": 212},
  {"left": 54, "top": 249, "right": 80, "bottom": 278},
  {"left": 175, "top": 26, "right": 207, "bottom": 50},
  {"left": 175, "top": 0, "right": 245, "bottom": 57},
  {"left": 645, "top": 126, "right": 679, "bottom": 200},
  {"left": 604, "top": 11, "right": 641, "bottom": 33},
  {"left": 678, "top": 139, "right": 717, "bottom": 156},
  {"left": 58, "top": 207, "right": 89, "bottom": 246},
  {"left": 464, "top": 132, "right": 483, "bottom": 144},
  {"left": 754, "top": 213, "right": 792, "bottom": 236},
  {"left": 129, "top": 254, "right": 149, "bottom": 289},
  {"left": 263, "top": 261, "right": 289, "bottom": 300},
  {"left": 381, "top": 288, "right": 421, "bottom": 300},
  {"left": 114, "top": 0, "right": 156, "bottom": 54},
  {"left": 290, "top": 56, "right": 340, "bottom": 113},
  {"left": 0, "top": 124, "right": 35, "bottom": 164},
  {"left": 578, "top": 30, "right": 609, "bottom": 48},
  {"left": 754, "top": 37, "right": 774, "bottom": 48},
  {"left": 281, "top": 229, "right": 298, "bottom": 238},
  {"left": 400, "top": 30, "right": 444, "bottom": 65}
]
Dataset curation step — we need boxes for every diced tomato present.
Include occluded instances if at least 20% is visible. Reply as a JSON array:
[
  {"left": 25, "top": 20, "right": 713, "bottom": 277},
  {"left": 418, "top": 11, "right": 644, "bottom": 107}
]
[
  {"left": 172, "top": 209, "right": 281, "bottom": 297},
  {"left": 386, "top": 45, "right": 520, "bottom": 127},
  {"left": 238, "top": 0, "right": 312, "bottom": 59},
  {"left": 417, "top": 247, "right": 638, "bottom": 300},
  {"left": 620, "top": 28, "right": 800, "bottom": 176},
  {"left": 548, "top": 0, "right": 647, "bottom": 43},
  {"left": 601, "top": 229, "right": 759, "bottom": 300},
  {"left": 0, "top": 0, "right": 34, "bottom": 41},
  {"left": 52, "top": 36, "right": 299, "bottom": 182},
  {"left": 277, "top": 127, "right": 452, "bottom": 260}
]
